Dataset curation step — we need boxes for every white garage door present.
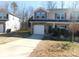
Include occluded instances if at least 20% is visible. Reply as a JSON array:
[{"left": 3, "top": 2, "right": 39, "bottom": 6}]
[
  {"left": 33, "top": 25, "right": 44, "bottom": 34},
  {"left": 0, "top": 24, "right": 4, "bottom": 33}
]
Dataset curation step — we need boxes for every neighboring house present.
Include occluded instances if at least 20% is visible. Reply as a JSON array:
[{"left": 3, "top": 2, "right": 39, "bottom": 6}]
[
  {"left": 29, "top": 7, "right": 79, "bottom": 35},
  {"left": 0, "top": 8, "right": 20, "bottom": 33}
]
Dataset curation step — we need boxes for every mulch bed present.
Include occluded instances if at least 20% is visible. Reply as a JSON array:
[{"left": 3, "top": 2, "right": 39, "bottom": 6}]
[{"left": 29, "top": 40, "right": 79, "bottom": 57}]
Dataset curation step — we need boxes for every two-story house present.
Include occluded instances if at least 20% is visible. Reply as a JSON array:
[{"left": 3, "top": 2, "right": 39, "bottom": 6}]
[
  {"left": 29, "top": 7, "right": 79, "bottom": 35},
  {"left": 0, "top": 8, "right": 20, "bottom": 33}
]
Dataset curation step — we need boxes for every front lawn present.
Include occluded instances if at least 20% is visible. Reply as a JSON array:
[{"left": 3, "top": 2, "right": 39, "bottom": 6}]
[
  {"left": 29, "top": 40, "right": 79, "bottom": 57},
  {"left": 0, "top": 29, "right": 31, "bottom": 44},
  {"left": 0, "top": 29, "right": 31, "bottom": 38}
]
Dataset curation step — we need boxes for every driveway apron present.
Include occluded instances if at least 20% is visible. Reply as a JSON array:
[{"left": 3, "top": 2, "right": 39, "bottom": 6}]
[{"left": 0, "top": 35, "right": 42, "bottom": 57}]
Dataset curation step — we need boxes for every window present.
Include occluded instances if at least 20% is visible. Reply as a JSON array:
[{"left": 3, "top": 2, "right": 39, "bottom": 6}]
[
  {"left": 36, "top": 12, "right": 41, "bottom": 16},
  {"left": 55, "top": 13, "right": 65, "bottom": 20},
  {"left": 56, "top": 16, "right": 60, "bottom": 19},
  {"left": 61, "top": 17, "right": 64, "bottom": 19},
  {"left": 36, "top": 16, "right": 39, "bottom": 18},
  {"left": 71, "top": 13, "right": 79, "bottom": 20},
  {"left": 77, "top": 14, "right": 79, "bottom": 19},
  {"left": 41, "top": 12, "right": 46, "bottom": 18},
  {"left": 35, "top": 11, "right": 47, "bottom": 18},
  {"left": 77, "top": 16, "right": 79, "bottom": 19},
  {"left": 35, "top": 12, "right": 41, "bottom": 18},
  {"left": 42, "top": 16, "right": 45, "bottom": 18},
  {"left": 0, "top": 13, "right": 8, "bottom": 19},
  {"left": 41, "top": 12, "right": 45, "bottom": 16},
  {"left": 4, "top": 14, "right": 8, "bottom": 19},
  {"left": 0, "top": 16, "right": 2, "bottom": 18},
  {"left": 0, "top": 13, "right": 3, "bottom": 19}
]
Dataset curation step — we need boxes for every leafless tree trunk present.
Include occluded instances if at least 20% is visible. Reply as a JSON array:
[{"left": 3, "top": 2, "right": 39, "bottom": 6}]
[
  {"left": 20, "top": 2, "right": 30, "bottom": 30},
  {"left": 11, "top": 1, "right": 18, "bottom": 15},
  {"left": 47, "top": 1, "right": 52, "bottom": 9},
  {"left": 3, "top": 1, "right": 9, "bottom": 11},
  {"left": 70, "top": 1, "right": 79, "bottom": 42},
  {"left": 47, "top": 1, "right": 57, "bottom": 9},
  {"left": 71, "top": 16, "right": 75, "bottom": 42},
  {"left": 21, "top": 2, "right": 26, "bottom": 29},
  {"left": 60, "top": 1, "right": 64, "bottom": 9},
  {"left": 71, "top": 1, "right": 79, "bottom": 8},
  {"left": 28, "top": 6, "right": 33, "bottom": 18}
]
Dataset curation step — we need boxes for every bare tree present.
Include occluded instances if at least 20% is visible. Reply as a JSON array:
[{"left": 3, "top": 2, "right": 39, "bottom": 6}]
[
  {"left": 10, "top": 2, "right": 18, "bottom": 30},
  {"left": 11, "top": 1, "right": 18, "bottom": 15},
  {"left": 70, "top": 1, "right": 79, "bottom": 42},
  {"left": 47, "top": 1, "right": 52, "bottom": 9},
  {"left": 3, "top": 1, "right": 9, "bottom": 11},
  {"left": 20, "top": 2, "right": 26, "bottom": 29},
  {"left": 20, "top": 2, "right": 29, "bottom": 30},
  {"left": 47, "top": 1, "right": 57, "bottom": 9},
  {"left": 24, "top": 9, "right": 28, "bottom": 22},
  {"left": 71, "top": 1, "right": 79, "bottom": 8},
  {"left": 24, "top": 9, "right": 29, "bottom": 29},
  {"left": 60, "top": 1, "right": 64, "bottom": 9},
  {"left": 28, "top": 6, "right": 33, "bottom": 18}
]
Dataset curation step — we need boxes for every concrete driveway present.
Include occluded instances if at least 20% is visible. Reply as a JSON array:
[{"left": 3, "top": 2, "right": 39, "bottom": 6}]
[
  {"left": 0, "top": 35, "right": 43, "bottom": 57},
  {"left": 28, "top": 34, "right": 44, "bottom": 39}
]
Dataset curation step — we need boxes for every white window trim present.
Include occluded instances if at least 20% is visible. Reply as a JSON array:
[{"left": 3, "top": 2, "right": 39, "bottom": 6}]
[{"left": 56, "top": 13, "right": 65, "bottom": 20}]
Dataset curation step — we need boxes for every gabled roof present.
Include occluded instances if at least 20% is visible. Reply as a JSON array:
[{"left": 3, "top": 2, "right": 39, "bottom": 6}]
[
  {"left": 0, "top": 7, "right": 20, "bottom": 18},
  {"left": 34, "top": 7, "right": 49, "bottom": 13}
]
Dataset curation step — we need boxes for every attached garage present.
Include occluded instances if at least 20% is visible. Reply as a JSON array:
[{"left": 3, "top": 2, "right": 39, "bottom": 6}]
[
  {"left": 0, "top": 24, "right": 4, "bottom": 33},
  {"left": 33, "top": 25, "right": 44, "bottom": 35}
]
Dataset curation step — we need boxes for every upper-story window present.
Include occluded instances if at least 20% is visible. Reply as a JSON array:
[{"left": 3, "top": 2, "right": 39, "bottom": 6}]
[
  {"left": 70, "top": 13, "right": 79, "bottom": 20},
  {"left": 55, "top": 13, "right": 66, "bottom": 20},
  {"left": 4, "top": 14, "right": 8, "bottom": 19},
  {"left": 0, "top": 13, "right": 4, "bottom": 19},
  {"left": 0, "top": 13, "right": 8, "bottom": 19},
  {"left": 34, "top": 11, "right": 47, "bottom": 18}
]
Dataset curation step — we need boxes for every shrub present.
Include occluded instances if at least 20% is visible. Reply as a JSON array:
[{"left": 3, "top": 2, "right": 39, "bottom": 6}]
[
  {"left": 6, "top": 29, "right": 11, "bottom": 33},
  {"left": 61, "top": 43, "right": 71, "bottom": 50},
  {"left": 17, "top": 28, "right": 31, "bottom": 32}
]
